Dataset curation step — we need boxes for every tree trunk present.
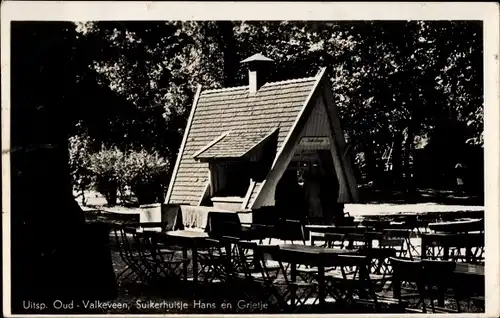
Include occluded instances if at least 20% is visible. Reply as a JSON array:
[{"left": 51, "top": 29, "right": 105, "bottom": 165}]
[
  {"left": 364, "top": 141, "right": 379, "bottom": 185},
  {"left": 391, "top": 132, "right": 403, "bottom": 190},
  {"left": 403, "top": 125, "right": 417, "bottom": 197},
  {"left": 10, "top": 22, "right": 116, "bottom": 314}
]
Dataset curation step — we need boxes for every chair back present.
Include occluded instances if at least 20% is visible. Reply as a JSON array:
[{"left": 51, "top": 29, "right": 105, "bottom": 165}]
[
  {"left": 252, "top": 206, "right": 280, "bottom": 226},
  {"left": 421, "top": 259, "right": 456, "bottom": 286},
  {"left": 206, "top": 212, "right": 242, "bottom": 238},
  {"left": 253, "top": 244, "right": 289, "bottom": 283},
  {"left": 221, "top": 237, "right": 260, "bottom": 279},
  {"left": 347, "top": 232, "right": 377, "bottom": 249},
  {"left": 112, "top": 225, "right": 135, "bottom": 265},
  {"left": 389, "top": 257, "right": 423, "bottom": 283},
  {"left": 162, "top": 204, "right": 183, "bottom": 231},
  {"left": 358, "top": 247, "right": 396, "bottom": 275},
  {"left": 277, "top": 219, "right": 306, "bottom": 244}
]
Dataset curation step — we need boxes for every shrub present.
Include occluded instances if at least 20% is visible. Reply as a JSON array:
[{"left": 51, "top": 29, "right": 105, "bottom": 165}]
[
  {"left": 69, "top": 134, "right": 93, "bottom": 205},
  {"left": 88, "top": 147, "right": 125, "bottom": 206},
  {"left": 85, "top": 146, "right": 169, "bottom": 206},
  {"left": 121, "top": 149, "right": 169, "bottom": 205}
]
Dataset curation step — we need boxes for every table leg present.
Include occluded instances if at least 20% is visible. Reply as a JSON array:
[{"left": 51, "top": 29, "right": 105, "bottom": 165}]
[
  {"left": 393, "top": 275, "right": 401, "bottom": 300},
  {"left": 443, "top": 246, "right": 449, "bottom": 261},
  {"left": 150, "top": 234, "right": 157, "bottom": 259},
  {"left": 465, "top": 247, "right": 472, "bottom": 263},
  {"left": 421, "top": 237, "right": 427, "bottom": 260},
  {"left": 182, "top": 247, "right": 188, "bottom": 282},
  {"left": 290, "top": 262, "right": 297, "bottom": 309},
  {"left": 405, "top": 238, "right": 413, "bottom": 260},
  {"left": 192, "top": 246, "right": 198, "bottom": 284},
  {"left": 318, "top": 266, "right": 325, "bottom": 308}
]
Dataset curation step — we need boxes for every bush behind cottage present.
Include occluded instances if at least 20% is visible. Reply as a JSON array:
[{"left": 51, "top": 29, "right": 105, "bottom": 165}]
[
  {"left": 121, "top": 149, "right": 169, "bottom": 205},
  {"left": 70, "top": 138, "right": 170, "bottom": 206},
  {"left": 88, "top": 147, "right": 124, "bottom": 206}
]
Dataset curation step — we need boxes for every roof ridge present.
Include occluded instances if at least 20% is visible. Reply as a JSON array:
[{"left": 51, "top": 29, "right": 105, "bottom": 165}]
[
  {"left": 263, "top": 75, "right": 317, "bottom": 87},
  {"left": 200, "top": 74, "right": 318, "bottom": 95},
  {"left": 201, "top": 85, "right": 248, "bottom": 94}
]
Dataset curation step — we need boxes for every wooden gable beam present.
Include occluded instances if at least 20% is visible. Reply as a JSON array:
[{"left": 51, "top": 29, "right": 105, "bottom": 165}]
[
  {"left": 250, "top": 68, "right": 327, "bottom": 209},
  {"left": 321, "top": 81, "right": 359, "bottom": 202}
]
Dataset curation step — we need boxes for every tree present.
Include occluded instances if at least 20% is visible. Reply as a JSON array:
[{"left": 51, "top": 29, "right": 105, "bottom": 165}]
[{"left": 10, "top": 21, "right": 118, "bottom": 312}]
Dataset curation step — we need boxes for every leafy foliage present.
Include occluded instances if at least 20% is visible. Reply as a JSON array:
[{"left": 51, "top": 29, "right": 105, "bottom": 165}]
[
  {"left": 84, "top": 146, "right": 169, "bottom": 206},
  {"left": 69, "top": 133, "right": 93, "bottom": 205},
  {"left": 121, "top": 149, "right": 169, "bottom": 205},
  {"left": 66, "top": 20, "right": 483, "bottom": 195},
  {"left": 88, "top": 147, "right": 124, "bottom": 205}
]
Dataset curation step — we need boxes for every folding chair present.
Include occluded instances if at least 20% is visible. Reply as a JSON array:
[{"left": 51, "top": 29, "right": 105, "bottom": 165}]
[
  {"left": 448, "top": 234, "right": 484, "bottom": 264},
  {"left": 222, "top": 239, "right": 271, "bottom": 306},
  {"left": 379, "top": 238, "right": 407, "bottom": 258},
  {"left": 381, "top": 229, "right": 413, "bottom": 259},
  {"left": 253, "top": 245, "right": 318, "bottom": 313},
  {"left": 321, "top": 254, "right": 388, "bottom": 312},
  {"left": 278, "top": 219, "right": 307, "bottom": 245},
  {"left": 356, "top": 247, "right": 397, "bottom": 292},
  {"left": 389, "top": 257, "right": 460, "bottom": 313},
  {"left": 421, "top": 259, "right": 461, "bottom": 313},
  {"left": 140, "top": 231, "right": 189, "bottom": 281},
  {"left": 344, "top": 233, "right": 373, "bottom": 250},
  {"left": 388, "top": 257, "right": 427, "bottom": 313},
  {"left": 197, "top": 238, "right": 231, "bottom": 284},
  {"left": 112, "top": 226, "right": 144, "bottom": 284},
  {"left": 119, "top": 227, "right": 161, "bottom": 284}
]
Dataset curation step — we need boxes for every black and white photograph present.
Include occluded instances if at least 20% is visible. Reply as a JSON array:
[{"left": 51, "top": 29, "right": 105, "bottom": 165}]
[{"left": 2, "top": 2, "right": 499, "bottom": 317}]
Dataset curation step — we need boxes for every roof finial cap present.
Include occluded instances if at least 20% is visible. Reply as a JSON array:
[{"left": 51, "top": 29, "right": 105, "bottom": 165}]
[{"left": 240, "top": 53, "right": 274, "bottom": 64}]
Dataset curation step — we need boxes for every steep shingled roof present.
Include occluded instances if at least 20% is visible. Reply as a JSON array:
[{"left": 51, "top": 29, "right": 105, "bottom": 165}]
[{"left": 167, "top": 75, "right": 319, "bottom": 207}]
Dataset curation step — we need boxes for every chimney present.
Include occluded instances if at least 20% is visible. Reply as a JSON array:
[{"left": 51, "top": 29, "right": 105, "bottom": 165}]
[{"left": 240, "top": 53, "right": 274, "bottom": 94}]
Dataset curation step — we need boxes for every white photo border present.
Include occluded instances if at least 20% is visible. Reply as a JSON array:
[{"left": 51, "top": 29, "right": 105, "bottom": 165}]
[{"left": 2, "top": 1, "right": 499, "bottom": 317}]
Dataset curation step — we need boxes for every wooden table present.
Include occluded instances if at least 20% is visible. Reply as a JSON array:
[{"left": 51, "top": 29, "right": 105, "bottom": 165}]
[
  {"left": 277, "top": 244, "right": 358, "bottom": 307},
  {"left": 166, "top": 230, "right": 209, "bottom": 284},
  {"left": 420, "top": 233, "right": 484, "bottom": 262},
  {"left": 428, "top": 219, "right": 484, "bottom": 233},
  {"left": 306, "top": 225, "right": 370, "bottom": 246},
  {"left": 455, "top": 262, "right": 485, "bottom": 276},
  {"left": 393, "top": 262, "right": 484, "bottom": 306}
]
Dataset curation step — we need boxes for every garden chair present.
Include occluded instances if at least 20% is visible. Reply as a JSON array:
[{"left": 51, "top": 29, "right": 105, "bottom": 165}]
[
  {"left": 112, "top": 226, "right": 142, "bottom": 284},
  {"left": 344, "top": 233, "right": 374, "bottom": 249},
  {"left": 320, "top": 254, "right": 393, "bottom": 313},
  {"left": 119, "top": 227, "right": 158, "bottom": 284},
  {"left": 275, "top": 219, "right": 307, "bottom": 245},
  {"left": 206, "top": 212, "right": 242, "bottom": 239},
  {"left": 196, "top": 238, "right": 232, "bottom": 284},
  {"left": 381, "top": 229, "right": 413, "bottom": 259},
  {"left": 389, "top": 257, "right": 460, "bottom": 313},
  {"left": 388, "top": 257, "right": 427, "bottom": 312},
  {"left": 448, "top": 234, "right": 484, "bottom": 264},
  {"left": 298, "top": 231, "right": 368, "bottom": 283},
  {"left": 378, "top": 238, "right": 407, "bottom": 258},
  {"left": 139, "top": 231, "right": 189, "bottom": 281},
  {"left": 356, "top": 247, "right": 396, "bottom": 292},
  {"left": 421, "top": 259, "right": 461, "bottom": 313},
  {"left": 220, "top": 238, "right": 271, "bottom": 306},
  {"left": 253, "top": 245, "right": 318, "bottom": 313}
]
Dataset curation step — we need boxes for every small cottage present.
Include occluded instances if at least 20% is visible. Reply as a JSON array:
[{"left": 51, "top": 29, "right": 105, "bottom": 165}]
[{"left": 165, "top": 53, "right": 358, "bottom": 224}]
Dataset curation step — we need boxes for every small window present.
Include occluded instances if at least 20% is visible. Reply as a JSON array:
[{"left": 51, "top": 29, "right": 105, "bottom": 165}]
[{"left": 211, "top": 161, "right": 251, "bottom": 198}]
